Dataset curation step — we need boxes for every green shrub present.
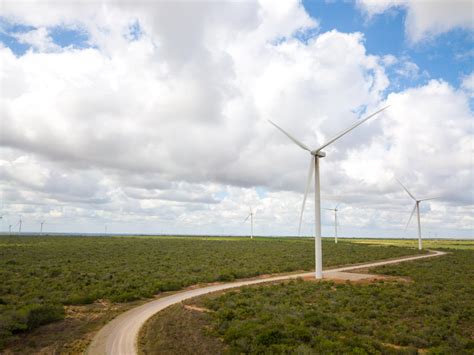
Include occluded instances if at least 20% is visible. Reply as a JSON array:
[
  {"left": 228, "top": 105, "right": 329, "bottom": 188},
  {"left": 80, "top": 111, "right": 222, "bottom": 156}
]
[
  {"left": 109, "top": 292, "right": 140, "bottom": 303},
  {"left": 63, "top": 293, "right": 96, "bottom": 305},
  {"left": 20, "top": 304, "right": 64, "bottom": 330}
]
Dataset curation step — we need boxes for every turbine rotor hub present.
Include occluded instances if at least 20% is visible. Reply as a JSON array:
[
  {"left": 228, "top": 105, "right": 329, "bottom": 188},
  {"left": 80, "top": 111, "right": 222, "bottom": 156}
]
[{"left": 312, "top": 150, "right": 326, "bottom": 158}]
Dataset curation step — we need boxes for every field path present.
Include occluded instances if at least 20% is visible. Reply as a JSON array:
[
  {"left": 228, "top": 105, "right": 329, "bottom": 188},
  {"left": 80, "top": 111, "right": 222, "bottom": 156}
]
[{"left": 87, "top": 250, "right": 446, "bottom": 355}]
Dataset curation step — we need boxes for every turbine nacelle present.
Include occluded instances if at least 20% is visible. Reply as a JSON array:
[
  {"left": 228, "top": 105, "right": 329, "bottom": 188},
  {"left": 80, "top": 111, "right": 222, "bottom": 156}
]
[{"left": 312, "top": 150, "right": 326, "bottom": 158}]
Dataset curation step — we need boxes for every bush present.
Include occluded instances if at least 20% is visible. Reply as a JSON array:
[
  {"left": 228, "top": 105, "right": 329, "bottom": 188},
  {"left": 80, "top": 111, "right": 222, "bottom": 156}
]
[
  {"left": 217, "top": 273, "right": 235, "bottom": 282},
  {"left": 63, "top": 293, "right": 96, "bottom": 305},
  {"left": 20, "top": 304, "right": 64, "bottom": 330},
  {"left": 110, "top": 292, "right": 140, "bottom": 303}
]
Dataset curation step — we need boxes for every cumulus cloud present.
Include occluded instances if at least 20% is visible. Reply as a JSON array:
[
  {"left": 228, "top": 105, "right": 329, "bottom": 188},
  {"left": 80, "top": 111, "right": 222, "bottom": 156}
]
[
  {"left": 0, "top": 0, "right": 472, "bottom": 237},
  {"left": 357, "top": 0, "right": 474, "bottom": 42},
  {"left": 12, "top": 27, "right": 59, "bottom": 52},
  {"left": 461, "top": 72, "right": 474, "bottom": 96}
]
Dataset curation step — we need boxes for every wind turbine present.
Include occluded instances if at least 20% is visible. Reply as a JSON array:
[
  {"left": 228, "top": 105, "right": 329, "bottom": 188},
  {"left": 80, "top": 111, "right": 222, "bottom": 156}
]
[
  {"left": 324, "top": 204, "right": 340, "bottom": 244},
  {"left": 40, "top": 220, "right": 46, "bottom": 234},
  {"left": 269, "top": 106, "right": 389, "bottom": 279},
  {"left": 396, "top": 178, "right": 437, "bottom": 250},
  {"left": 9, "top": 224, "right": 12, "bottom": 234},
  {"left": 18, "top": 216, "right": 22, "bottom": 233},
  {"left": 244, "top": 207, "right": 254, "bottom": 239}
]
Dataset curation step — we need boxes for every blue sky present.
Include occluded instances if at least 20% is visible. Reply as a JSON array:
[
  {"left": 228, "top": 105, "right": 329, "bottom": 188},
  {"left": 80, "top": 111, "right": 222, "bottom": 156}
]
[
  {"left": 302, "top": 0, "right": 473, "bottom": 89},
  {"left": 0, "top": 1, "right": 472, "bottom": 237},
  {"left": 0, "top": 21, "right": 90, "bottom": 54},
  {"left": 2, "top": 1, "right": 471, "bottom": 90}
]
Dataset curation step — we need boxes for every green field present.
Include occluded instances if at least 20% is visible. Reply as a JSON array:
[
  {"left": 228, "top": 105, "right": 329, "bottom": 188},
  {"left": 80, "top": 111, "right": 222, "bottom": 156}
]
[
  {"left": 140, "top": 240, "right": 474, "bottom": 354},
  {"left": 350, "top": 238, "right": 474, "bottom": 250},
  {"left": 0, "top": 235, "right": 425, "bottom": 349}
]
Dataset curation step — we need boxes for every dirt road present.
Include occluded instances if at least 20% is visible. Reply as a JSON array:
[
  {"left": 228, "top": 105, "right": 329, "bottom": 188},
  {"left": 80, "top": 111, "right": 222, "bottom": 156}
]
[{"left": 87, "top": 250, "right": 446, "bottom": 355}]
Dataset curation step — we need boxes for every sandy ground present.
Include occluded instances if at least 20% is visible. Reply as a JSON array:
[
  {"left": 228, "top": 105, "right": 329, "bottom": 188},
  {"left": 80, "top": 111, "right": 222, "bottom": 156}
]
[{"left": 86, "top": 250, "right": 446, "bottom": 355}]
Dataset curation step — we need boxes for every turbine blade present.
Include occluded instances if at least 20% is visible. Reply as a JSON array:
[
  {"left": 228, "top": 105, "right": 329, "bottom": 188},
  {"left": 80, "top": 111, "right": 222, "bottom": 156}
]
[
  {"left": 298, "top": 157, "right": 315, "bottom": 235},
  {"left": 405, "top": 203, "right": 417, "bottom": 230},
  {"left": 268, "top": 120, "right": 311, "bottom": 152},
  {"left": 315, "top": 106, "right": 389, "bottom": 152},
  {"left": 419, "top": 196, "right": 440, "bottom": 202},
  {"left": 395, "top": 178, "right": 417, "bottom": 201},
  {"left": 244, "top": 214, "right": 250, "bottom": 222}
]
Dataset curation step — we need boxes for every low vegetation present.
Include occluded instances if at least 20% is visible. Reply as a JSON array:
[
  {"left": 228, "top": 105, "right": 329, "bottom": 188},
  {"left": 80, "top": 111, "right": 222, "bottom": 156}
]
[
  {"left": 0, "top": 235, "right": 423, "bottom": 349},
  {"left": 140, "top": 243, "right": 473, "bottom": 354}
]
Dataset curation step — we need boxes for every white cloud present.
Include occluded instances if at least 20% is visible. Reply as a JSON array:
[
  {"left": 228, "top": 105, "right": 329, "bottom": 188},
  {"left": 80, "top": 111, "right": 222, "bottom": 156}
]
[
  {"left": 357, "top": 0, "right": 474, "bottom": 42},
  {"left": 0, "top": 0, "right": 472, "bottom": 237},
  {"left": 382, "top": 54, "right": 398, "bottom": 66},
  {"left": 12, "top": 27, "right": 59, "bottom": 52},
  {"left": 461, "top": 72, "right": 474, "bottom": 96},
  {"left": 395, "top": 59, "right": 419, "bottom": 78}
]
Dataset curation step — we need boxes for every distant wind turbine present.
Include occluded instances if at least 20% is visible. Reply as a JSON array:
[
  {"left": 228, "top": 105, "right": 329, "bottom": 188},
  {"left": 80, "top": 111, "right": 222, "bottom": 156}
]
[
  {"left": 396, "top": 178, "right": 438, "bottom": 250},
  {"left": 244, "top": 207, "right": 254, "bottom": 239},
  {"left": 9, "top": 224, "right": 12, "bottom": 234},
  {"left": 40, "top": 220, "right": 46, "bottom": 234},
  {"left": 269, "top": 106, "right": 389, "bottom": 279},
  {"left": 324, "top": 204, "right": 340, "bottom": 244},
  {"left": 18, "top": 216, "right": 22, "bottom": 233}
]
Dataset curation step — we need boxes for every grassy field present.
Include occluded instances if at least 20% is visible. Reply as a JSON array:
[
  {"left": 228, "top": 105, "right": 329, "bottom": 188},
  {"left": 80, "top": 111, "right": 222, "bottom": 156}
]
[
  {"left": 139, "top": 239, "right": 474, "bottom": 354},
  {"left": 349, "top": 238, "right": 474, "bottom": 250},
  {"left": 0, "top": 235, "right": 425, "bottom": 351}
]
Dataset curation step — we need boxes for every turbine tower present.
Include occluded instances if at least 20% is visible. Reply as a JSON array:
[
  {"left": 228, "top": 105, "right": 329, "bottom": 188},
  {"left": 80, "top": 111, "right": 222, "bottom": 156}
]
[
  {"left": 396, "top": 179, "right": 437, "bottom": 250},
  {"left": 269, "top": 106, "right": 389, "bottom": 279},
  {"left": 244, "top": 207, "right": 254, "bottom": 239},
  {"left": 18, "top": 216, "right": 22, "bottom": 233},
  {"left": 324, "top": 204, "right": 339, "bottom": 243},
  {"left": 40, "top": 220, "right": 46, "bottom": 234}
]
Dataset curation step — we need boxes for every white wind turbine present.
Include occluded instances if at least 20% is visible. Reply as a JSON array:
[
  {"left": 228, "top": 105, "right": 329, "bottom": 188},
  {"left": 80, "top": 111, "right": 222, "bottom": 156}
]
[
  {"left": 244, "top": 207, "right": 254, "bottom": 239},
  {"left": 396, "top": 178, "right": 437, "bottom": 250},
  {"left": 18, "top": 216, "right": 22, "bottom": 233},
  {"left": 40, "top": 220, "right": 46, "bottom": 234},
  {"left": 269, "top": 106, "right": 389, "bottom": 279},
  {"left": 324, "top": 204, "right": 340, "bottom": 244}
]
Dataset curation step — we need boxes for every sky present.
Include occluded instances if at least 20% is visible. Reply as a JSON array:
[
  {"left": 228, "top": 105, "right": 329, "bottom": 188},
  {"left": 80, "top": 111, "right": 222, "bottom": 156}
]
[{"left": 0, "top": 0, "right": 473, "bottom": 238}]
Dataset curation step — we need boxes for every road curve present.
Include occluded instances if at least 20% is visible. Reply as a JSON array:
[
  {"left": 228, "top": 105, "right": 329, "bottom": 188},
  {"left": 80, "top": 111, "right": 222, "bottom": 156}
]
[{"left": 87, "top": 250, "right": 446, "bottom": 355}]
